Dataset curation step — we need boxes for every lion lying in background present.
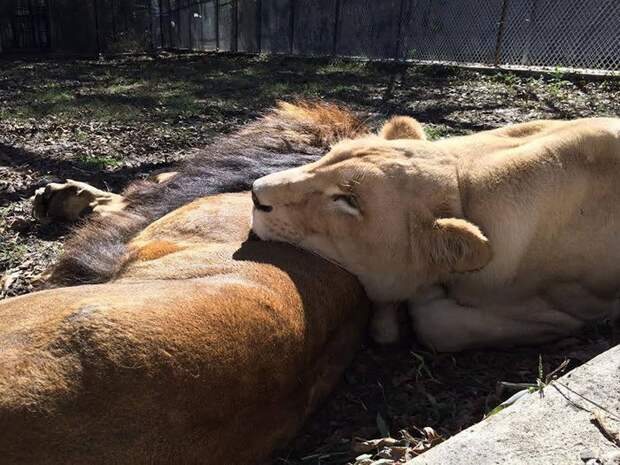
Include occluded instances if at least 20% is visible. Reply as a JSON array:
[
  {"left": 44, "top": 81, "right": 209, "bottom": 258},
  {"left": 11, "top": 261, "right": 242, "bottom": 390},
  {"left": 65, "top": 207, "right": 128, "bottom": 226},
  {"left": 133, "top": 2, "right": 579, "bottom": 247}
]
[
  {"left": 0, "top": 102, "right": 370, "bottom": 465},
  {"left": 252, "top": 116, "right": 620, "bottom": 352}
]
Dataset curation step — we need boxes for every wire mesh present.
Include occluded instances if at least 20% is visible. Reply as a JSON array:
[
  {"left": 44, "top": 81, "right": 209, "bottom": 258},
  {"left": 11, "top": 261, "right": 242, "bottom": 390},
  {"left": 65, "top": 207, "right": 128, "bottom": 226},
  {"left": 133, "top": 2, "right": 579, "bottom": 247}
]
[
  {"left": 401, "top": 0, "right": 504, "bottom": 64},
  {"left": 1, "top": 0, "right": 619, "bottom": 72},
  {"left": 335, "top": 0, "right": 402, "bottom": 59},
  {"left": 152, "top": 0, "right": 620, "bottom": 72},
  {"left": 500, "top": 0, "right": 620, "bottom": 70}
]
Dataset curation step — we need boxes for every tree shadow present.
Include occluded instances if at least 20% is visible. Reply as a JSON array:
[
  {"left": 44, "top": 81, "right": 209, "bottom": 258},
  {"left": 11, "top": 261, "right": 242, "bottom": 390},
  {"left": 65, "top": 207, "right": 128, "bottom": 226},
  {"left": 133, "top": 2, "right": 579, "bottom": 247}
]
[{"left": 0, "top": 142, "right": 176, "bottom": 205}]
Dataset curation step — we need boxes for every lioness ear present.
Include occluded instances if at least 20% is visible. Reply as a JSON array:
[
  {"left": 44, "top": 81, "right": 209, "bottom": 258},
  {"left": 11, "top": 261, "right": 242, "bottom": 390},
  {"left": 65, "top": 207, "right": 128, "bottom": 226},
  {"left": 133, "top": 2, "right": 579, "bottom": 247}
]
[
  {"left": 380, "top": 116, "right": 426, "bottom": 140},
  {"left": 428, "top": 218, "right": 492, "bottom": 273}
]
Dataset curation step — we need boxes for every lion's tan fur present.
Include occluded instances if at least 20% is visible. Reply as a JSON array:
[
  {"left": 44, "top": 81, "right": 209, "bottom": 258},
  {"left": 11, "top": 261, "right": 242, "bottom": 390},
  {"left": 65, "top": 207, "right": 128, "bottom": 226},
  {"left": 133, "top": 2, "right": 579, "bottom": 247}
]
[{"left": 252, "top": 116, "right": 620, "bottom": 351}]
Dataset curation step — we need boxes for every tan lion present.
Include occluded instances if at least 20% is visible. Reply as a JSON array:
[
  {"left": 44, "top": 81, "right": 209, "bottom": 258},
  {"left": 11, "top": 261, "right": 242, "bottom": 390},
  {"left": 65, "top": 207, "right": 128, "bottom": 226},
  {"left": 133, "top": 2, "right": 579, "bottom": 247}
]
[
  {"left": 251, "top": 116, "right": 620, "bottom": 352},
  {"left": 0, "top": 102, "right": 370, "bottom": 465}
]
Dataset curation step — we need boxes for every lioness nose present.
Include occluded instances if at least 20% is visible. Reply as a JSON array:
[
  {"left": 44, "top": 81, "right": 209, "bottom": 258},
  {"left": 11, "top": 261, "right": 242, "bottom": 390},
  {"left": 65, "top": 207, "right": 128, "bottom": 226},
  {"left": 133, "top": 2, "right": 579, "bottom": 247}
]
[{"left": 251, "top": 189, "right": 273, "bottom": 213}]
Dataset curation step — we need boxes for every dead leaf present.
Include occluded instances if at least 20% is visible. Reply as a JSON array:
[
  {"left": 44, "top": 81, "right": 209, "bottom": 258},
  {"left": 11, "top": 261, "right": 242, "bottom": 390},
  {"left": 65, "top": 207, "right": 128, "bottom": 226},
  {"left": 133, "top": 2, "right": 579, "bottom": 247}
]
[{"left": 1, "top": 271, "right": 20, "bottom": 291}]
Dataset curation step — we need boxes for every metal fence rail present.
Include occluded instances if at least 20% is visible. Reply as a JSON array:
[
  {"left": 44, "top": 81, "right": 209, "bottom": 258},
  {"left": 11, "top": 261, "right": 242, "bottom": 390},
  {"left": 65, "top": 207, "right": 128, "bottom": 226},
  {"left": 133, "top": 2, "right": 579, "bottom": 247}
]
[{"left": 1, "top": 0, "right": 619, "bottom": 73}]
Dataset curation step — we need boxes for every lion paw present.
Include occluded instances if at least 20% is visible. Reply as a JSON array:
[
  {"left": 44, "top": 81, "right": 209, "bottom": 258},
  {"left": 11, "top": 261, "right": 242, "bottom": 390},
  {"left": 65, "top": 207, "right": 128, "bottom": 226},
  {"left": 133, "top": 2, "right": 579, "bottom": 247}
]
[{"left": 32, "top": 179, "right": 125, "bottom": 224}]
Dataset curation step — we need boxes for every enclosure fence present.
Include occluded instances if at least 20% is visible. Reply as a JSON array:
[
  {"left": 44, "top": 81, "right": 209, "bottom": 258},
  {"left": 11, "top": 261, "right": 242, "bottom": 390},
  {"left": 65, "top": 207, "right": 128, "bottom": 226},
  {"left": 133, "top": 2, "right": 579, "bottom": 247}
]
[{"left": 2, "top": 0, "right": 620, "bottom": 73}]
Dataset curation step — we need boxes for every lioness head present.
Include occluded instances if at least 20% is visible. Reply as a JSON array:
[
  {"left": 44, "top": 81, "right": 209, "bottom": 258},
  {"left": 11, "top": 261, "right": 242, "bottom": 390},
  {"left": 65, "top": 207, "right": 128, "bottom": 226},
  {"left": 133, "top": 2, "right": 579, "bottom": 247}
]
[{"left": 251, "top": 117, "right": 491, "bottom": 301}]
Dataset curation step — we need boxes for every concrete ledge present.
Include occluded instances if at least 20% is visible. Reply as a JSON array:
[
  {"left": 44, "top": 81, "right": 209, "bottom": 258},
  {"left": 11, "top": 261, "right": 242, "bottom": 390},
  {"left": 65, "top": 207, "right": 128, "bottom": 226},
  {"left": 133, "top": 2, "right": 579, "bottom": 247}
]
[{"left": 408, "top": 345, "right": 620, "bottom": 465}]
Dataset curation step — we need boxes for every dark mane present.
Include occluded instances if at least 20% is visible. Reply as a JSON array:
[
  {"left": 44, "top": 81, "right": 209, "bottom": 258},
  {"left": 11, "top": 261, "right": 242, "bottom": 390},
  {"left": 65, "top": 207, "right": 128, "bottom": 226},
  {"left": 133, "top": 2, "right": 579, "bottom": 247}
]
[{"left": 48, "top": 101, "right": 368, "bottom": 286}]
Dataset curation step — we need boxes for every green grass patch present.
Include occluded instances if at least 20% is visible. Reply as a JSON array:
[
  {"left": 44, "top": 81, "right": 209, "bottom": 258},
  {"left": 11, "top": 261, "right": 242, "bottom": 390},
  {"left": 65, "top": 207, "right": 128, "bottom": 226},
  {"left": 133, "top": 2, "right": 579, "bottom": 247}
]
[
  {"left": 491, "top": 72, "right": 520, "bottom": 87},
  {"left": 77, "top": 153, "right": 123, "bottom": 169},
  {"left": 0, "top": 241, "right": 28, "bottom": 271},
  {"left": 317, "top": 59, "right": 366, "bottom": 75},
  {"left": 0, "top": 208, "right": 28, "bottom": 271},
  {"left": 424, "top": 124, "right": 451, "bottom": 141}
]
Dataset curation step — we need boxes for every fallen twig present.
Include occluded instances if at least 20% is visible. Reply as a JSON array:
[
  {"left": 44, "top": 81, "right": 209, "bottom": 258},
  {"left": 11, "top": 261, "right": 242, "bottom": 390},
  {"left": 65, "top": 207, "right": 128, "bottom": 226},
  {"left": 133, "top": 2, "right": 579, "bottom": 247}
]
[{"left": 591, "top": 411, "right": 620, "bottom": 448}]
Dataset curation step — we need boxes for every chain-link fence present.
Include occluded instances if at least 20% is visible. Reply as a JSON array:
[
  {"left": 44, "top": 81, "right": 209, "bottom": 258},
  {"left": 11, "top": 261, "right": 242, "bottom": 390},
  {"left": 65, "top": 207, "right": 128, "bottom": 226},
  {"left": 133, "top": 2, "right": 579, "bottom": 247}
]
[
  {"left": 499, "top": 0, "right": 620, "bottom": 71},
  {"left": 154, "top": 0, "right": 620, "bottom": 72},
  {"left": 2, "top": 0, "right": 619, "bottom": 73}
]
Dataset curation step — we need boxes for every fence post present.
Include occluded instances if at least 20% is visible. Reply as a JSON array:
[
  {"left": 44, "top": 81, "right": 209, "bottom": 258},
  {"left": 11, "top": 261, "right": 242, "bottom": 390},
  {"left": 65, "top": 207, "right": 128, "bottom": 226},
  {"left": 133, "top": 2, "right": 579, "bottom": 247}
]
[
  {"left": 521, "top": 0, "right": 538, "bottom": 65},
  {"left": 394, "top": 0, "right": 407, "bottom": 60},
  {"left": 199, "top": 1, "right": 204, "bottom": 49},
  {"left": 157, "top": 0, "right": 164, "bottom": 48},
  {"left": 332, "top": 0, "right": 341, "bottom": 56},
  {"left": 165, "top": 0, "right": 171, "bottom": 48},
  {"left": 27, "top": 0, "right": 36, "bottom": 48},
  {"left": 111, "top": 0, "right": 117, "bottom": 41},
  {"left": 188, "top": 0, "right": 192, "bottom": 50},
  {"left": 494, "top": 0, "right": 509, "bottom": 66},
  {"left": 46, "top": 0, "right": 54, "bottom": 50},
  {"left": 148, "top": 0, "right": 154, "bottom": 51},
  {"left": 215, "top": 0, "right": 220, "bottom": 50},
  {"left": 256, "top": 0, "right": 262, "bottom": 53},
  {"left": 232, "top": 0, "right": 238, "bottom": 52},
  {"left": 288, "top": 0, "right": 295, "bottom": 55},
  {"left": 289, "top": 0, "right": 295, "bottom": 54},
  {"left": 93, "top": 0, "right": 101, "bottom": 54},
  {"left": 168, "top": 0, "right": 173, "bottom": 48}
]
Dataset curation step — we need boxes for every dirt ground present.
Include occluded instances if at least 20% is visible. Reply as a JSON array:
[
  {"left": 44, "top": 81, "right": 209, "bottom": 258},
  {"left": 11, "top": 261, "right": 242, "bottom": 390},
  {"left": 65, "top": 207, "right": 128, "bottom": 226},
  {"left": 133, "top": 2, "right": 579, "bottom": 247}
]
[{"left": 1, "top": 53, "right": 619, "bottom": 464}]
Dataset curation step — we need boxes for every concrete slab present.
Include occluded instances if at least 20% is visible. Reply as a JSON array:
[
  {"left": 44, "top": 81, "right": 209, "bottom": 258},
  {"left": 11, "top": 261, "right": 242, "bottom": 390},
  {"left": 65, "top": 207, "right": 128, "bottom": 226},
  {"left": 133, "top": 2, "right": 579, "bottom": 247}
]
[{"left": 408, "top": 345, "right": 620, "bottom": 465}]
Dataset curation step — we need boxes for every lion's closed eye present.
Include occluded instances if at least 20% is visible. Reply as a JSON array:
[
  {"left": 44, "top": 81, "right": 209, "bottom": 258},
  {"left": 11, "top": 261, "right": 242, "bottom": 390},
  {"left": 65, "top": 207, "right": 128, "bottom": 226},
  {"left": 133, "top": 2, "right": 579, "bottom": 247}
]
[{"left": 332, "top": 194, "right": 360, "bottom": 215}]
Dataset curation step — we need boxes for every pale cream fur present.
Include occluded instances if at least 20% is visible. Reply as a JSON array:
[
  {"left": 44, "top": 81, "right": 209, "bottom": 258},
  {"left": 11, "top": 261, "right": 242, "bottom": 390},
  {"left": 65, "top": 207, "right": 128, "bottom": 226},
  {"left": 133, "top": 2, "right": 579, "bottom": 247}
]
[{"left": 252, "top": 116, "right": 620, "bottom": 351}]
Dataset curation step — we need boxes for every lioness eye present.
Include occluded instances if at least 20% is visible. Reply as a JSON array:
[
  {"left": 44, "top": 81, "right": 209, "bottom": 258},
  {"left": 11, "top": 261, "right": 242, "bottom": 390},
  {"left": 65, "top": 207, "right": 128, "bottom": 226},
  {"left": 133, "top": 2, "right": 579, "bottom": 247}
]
[{"left": 332, "top": 194, "right": 359, "bottom": 211}]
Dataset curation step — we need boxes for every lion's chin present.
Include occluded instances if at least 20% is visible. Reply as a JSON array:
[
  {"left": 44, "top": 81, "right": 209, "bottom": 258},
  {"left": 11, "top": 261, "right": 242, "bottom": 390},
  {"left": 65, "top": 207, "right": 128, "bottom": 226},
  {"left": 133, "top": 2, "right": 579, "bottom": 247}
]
[
  {"left": 251, "top": 209, "right": 304, "bottom": 245},
  {"left": 250, "top": 213, "right": 290, "bottom": 244},
  {"left": 250, "top": 209, "right": 272, "bottom": 241}
]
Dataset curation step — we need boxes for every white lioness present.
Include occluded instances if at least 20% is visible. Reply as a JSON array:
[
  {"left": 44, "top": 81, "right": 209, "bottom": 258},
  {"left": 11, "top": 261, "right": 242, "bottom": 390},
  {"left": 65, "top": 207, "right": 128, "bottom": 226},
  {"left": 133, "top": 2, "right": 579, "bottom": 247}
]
[{"left": 251, "top": 116, "right": 620, "bottom": 352}]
